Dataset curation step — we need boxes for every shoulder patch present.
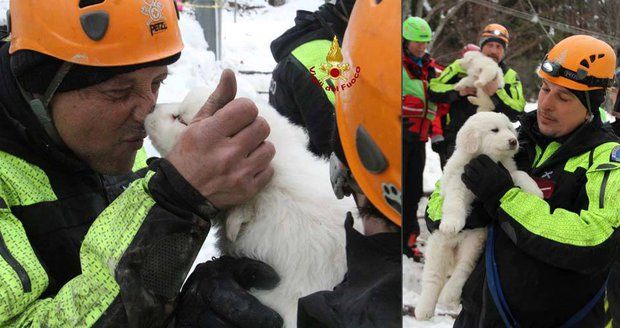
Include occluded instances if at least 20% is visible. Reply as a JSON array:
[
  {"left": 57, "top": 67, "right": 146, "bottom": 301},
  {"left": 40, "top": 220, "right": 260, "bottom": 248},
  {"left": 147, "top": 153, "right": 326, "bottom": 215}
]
[{"left": 612, "top": 145, "right": 620, "bottom": 163}]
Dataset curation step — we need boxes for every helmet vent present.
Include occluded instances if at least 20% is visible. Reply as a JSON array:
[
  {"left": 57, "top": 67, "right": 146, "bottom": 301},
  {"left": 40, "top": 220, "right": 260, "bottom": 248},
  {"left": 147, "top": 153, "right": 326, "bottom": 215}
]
[
  {"left": 598, "top": 54, "right": 605, "bottom": 59},
  {"left": 80, "top": 11, "right": 109, "bottom": 41},
  {"left": 580, "top": 59, "right": 589, "bottom": 68},
  {"left": 590, "top": 55, "right": 596, "bottom": 62},
  {"left": 355, "top": 125, "right": 388, "bottom": 174},
  {"left": 79, "top": 0, "right": 105, "bottom": 8}
]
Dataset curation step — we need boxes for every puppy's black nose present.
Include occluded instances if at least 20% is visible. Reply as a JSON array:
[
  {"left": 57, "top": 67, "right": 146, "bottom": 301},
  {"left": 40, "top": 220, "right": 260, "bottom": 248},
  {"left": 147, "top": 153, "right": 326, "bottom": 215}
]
[{"left": 509, "top": 138, "right": 518, "bottom": 148}]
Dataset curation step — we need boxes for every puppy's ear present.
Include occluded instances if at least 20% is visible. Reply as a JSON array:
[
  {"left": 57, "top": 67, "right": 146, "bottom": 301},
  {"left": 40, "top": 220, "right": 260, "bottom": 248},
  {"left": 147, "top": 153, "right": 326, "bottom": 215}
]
[{"left": 457, "top": 127, "right": 480, "bottom": 154}]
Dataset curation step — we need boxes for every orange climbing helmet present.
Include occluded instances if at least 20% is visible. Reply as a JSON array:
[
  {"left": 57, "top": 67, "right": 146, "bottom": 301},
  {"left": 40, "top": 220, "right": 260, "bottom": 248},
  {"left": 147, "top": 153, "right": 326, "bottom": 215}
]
[
  {"left": 480, "top": 23, "right": 509, "bottom": 48},
  {"left": 332, "top": 0, "right": 401, "bottom": 226},
  {"left": 8, "top": 0, "right": 184, "bottom": 66},
  {"left": 538, "top": 35, "right": 616, "bottom": 91}
]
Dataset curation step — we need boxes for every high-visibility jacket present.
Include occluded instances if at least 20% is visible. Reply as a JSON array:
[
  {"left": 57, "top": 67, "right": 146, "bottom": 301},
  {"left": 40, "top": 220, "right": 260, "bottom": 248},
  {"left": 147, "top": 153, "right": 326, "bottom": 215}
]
[{"left": 0, "top": 42, "right": 212, "bottom": 327}]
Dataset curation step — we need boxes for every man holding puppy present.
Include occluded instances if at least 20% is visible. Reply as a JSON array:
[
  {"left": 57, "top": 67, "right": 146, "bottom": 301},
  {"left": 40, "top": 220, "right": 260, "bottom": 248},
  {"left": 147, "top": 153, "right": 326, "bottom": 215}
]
[
  {"left": 426, "top": 35, "right": 620, "bottom": 327},
  {"left": 429, "top": 23, "right": 525, "bottom": 160},
  {"left": 0, "top": 1, "right": 282, "bottom": 327}
]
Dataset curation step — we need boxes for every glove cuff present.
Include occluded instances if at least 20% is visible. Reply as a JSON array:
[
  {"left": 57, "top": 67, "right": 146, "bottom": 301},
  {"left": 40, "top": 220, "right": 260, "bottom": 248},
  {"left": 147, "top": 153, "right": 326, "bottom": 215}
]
[
  {"left": 481, "top": 184, "right": 513, "bottom": 217},
  {"left": 148, "top": 158, "right": 220, "bottom": 221}
]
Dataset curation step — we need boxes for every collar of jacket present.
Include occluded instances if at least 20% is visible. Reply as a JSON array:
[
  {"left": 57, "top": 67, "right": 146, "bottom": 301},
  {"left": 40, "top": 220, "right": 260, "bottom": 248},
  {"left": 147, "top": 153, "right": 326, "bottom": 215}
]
[
  {"left": 403, "top": 51, "right": 434, "bottom": 81},
  {"left": 518, "top": 110, "right": 618, "bottom": 173},
  {"left": 0, "top": 42, "right": 90, "bottom": 173},
  {"left": 343, "top": 212, "right": 401, "bottom": 275}
]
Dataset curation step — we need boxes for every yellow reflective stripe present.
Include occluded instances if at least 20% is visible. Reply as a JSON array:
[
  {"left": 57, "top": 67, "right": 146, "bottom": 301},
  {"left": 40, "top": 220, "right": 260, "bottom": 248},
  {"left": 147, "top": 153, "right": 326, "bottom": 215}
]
[
  {"left": 495, "top": 69, "right": 525, "bottom": 112},
  {"left": 0, "top": 152, "right": 56, "bottom": 207},
  {"left": 291, "top": 40, "right": 336, "bottom": 105},
  {"left": 132, "top": 147, "right": 148, "bottom": 172},
  {"left": 535, "top": 142, "right": 562, "bottom": 168},
  {"left": 426, "top": 180, "right": 443, "bottom": 221}
]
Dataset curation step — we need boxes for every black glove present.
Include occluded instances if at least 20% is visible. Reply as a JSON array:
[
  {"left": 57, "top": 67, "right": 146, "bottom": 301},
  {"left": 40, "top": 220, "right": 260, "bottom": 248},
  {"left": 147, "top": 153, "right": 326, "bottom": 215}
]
[
  {"left": 175, "top": 256, "right": 283, "bottom": 328},
  {"left": 431, "top": 139, "right": 445, "bottom": 154},
  {"left": 461, "top": 154, "right": 514, "bottom": 216}
]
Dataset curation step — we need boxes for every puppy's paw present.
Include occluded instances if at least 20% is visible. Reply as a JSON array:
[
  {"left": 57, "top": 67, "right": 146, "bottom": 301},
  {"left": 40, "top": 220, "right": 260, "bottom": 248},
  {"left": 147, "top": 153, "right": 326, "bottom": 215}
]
[
  {"left": 438, "top": 285, "right": 462, "bottom": 308},
  {"left": 467, "top": 96, "right": 480, "bottom": 106},
  {"left": 414, "top": 303, "right": 435, "bottom": 321},
  {"left": 439, "top": 220, "right": 464, "bottom": 234}
]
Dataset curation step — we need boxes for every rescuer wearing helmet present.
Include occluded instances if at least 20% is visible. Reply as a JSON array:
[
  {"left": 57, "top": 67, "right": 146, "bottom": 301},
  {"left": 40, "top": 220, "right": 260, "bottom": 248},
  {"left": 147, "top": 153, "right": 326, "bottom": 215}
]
[
  {"left": 268, "top": 0, "right": 356, "bottom": 158},
  {"left": 428, "top": 23, "right": 525, "bottom": 160},
  {"left": 425, "top": 35, "right": 620, "bottom": 327},
  {"left": 0, "top": 1, "right": 280, "bottom": 326},
  {"left": 296, "top": 1, "right": 401, "bottom": 326},
  {"left": 401, "top": 16, "right": 442, "bottom": 261}
]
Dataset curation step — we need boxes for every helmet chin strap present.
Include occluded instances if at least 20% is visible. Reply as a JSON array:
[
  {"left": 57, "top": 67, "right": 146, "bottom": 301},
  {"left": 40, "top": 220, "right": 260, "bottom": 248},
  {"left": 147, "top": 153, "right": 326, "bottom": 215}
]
[
  {"left": 585, "top": 90, "right": 594, "bottom": 123},
  {"left": 16, "top": 61, "right": 73, "bottom": 148}
]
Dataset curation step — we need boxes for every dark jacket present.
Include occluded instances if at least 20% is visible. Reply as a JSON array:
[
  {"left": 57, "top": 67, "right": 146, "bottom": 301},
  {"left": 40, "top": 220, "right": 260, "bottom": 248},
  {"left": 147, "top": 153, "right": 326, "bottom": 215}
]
[
  {"left": 297, "top": 213, "right": 401, "bottom": 328},
  {"left": 268, "top": 1, "right": 353, "bottom": 158},
  {"left": 0, "top": 42, "right": 212, "bottom": 327},
  {"left": 427, "top": 111, "right": 620, "bottom": 327}
]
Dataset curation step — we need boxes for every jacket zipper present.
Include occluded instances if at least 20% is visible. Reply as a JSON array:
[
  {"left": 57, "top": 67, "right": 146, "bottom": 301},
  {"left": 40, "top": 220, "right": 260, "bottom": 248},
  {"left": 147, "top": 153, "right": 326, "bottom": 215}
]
[
  {"left": 0, "top": 230, "right": 31, "bottom": 292},
  {"left": 599, "top": 170, "right": 610, "bottom": 209}
]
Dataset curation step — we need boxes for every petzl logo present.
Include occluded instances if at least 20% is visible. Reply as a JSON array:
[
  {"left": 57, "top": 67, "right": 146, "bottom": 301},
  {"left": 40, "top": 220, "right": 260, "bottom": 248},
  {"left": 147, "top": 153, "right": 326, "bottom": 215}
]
[
  {"left": 310, "top": 36, "right": 361, "bottom": 93},
  {"left": 141, "top": 0, "right": 168, "bottom": 36}
]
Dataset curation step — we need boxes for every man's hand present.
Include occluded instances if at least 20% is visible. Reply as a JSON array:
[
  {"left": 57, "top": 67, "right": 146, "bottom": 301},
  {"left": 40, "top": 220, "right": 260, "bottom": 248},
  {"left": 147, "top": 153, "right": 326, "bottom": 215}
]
[
  {"left": 461, "top": 155, "right": 514, "bottom": 215},
  {"left": 175, "top": 256, "right": 283, "bottom": 328},
  {"left": 430, "top": 135, "right": 445, "bottom": 154},
  {"left": 458, "top": 87, "right": 477, "bottom": 97},
  {"left": 482, "top": 80, "right": 500, "bottom": 96},
  {"left": 166, "top": 69, "right": 276, "bottom": 209}
]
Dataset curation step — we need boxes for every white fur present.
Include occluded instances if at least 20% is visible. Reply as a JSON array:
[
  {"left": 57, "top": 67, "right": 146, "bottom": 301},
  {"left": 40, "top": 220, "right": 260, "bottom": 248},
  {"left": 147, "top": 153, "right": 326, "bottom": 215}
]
[
  {"left": 415, "top": 112, "right": 543, "bottom": 320},
  {"left": 145, "top": 87, "right": 352, "bottom": 327},
  {"left": 454, "top": 51, "right": 505, "bottom": 112}
]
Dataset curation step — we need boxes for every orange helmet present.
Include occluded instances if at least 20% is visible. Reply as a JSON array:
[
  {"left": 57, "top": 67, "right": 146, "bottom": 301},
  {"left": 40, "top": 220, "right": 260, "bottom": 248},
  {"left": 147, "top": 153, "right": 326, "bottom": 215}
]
[
  {"left": 480, "top": 23, "right": 509, "bottom": 48},
  {"left": 538, "top": 35, "right": 616, "bottom": 91},
  {"left": 8, "top": 0, "right": 183, "bottom": 66},
  {"left": 332, "top": 0, "right": 401, "bottom": 226}
]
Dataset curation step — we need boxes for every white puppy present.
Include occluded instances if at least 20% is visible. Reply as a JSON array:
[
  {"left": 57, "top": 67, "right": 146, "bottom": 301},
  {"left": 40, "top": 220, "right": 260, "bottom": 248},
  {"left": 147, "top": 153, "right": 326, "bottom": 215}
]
[
  {"left": 454, "top": 51, "right": 505, "bottom": 112},
  {"left": 145, "top": 87, "right": 352, "bottom": 328},
  {"left": 415, "top": 112, "right": 542, "bottom": 320}
]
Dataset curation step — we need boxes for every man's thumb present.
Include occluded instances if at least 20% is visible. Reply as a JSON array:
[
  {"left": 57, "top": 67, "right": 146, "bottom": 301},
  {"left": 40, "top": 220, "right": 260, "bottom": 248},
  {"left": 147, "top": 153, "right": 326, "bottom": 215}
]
[{"left": 193, "top": 69, "right": 237, "bottom": 122}]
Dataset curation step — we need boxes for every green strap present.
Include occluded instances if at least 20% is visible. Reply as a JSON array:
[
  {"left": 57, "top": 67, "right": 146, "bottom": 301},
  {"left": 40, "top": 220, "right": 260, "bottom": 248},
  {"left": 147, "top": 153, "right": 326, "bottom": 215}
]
[{"left": 291, "top": 40, "right": 337, "bottom": 105}]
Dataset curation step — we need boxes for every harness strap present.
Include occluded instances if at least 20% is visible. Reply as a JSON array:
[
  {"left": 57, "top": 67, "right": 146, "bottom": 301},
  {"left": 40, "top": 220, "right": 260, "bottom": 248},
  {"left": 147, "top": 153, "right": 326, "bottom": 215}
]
[{"left": 485, "top": 224, "right": 608, "bottom": 328}]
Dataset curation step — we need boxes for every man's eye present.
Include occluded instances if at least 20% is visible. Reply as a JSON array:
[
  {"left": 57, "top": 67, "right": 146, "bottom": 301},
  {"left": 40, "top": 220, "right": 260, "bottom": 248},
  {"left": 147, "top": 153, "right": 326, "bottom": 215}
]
[
  {"left": 107, "top": 89, "right": 131, "bottom": 99},
  {"left": 152, "top": 80, "right": 165, "bottom": 92}
]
